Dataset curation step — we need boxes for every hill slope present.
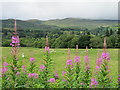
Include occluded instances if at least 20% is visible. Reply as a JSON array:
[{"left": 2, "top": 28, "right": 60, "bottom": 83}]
[
  {"left": 43, "top": 18, "right": 117, "bottom": 29},
  {"left": 1, "top": 18, "right": 117, "bottom": 31}
]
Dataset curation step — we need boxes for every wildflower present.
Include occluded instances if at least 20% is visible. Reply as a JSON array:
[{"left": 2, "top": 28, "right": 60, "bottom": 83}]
[
  {"left": 14, "top": 67, "right": 18, "bottom": 70},
  {"left": 22, "top": 66, "right": 25, "bottom": 70},
  {"left": 80, "top": 83, "right": 84, "bottom": 85},
  {"left": 102, "top": 53, "right": 110, "bottom": 60},
  {"left": 30, "top": 57, "right": 35, "bottom": 62},
  {"left": 10, "top": 43, "right": 15, "bottom": 47},
  {"left": 3, "top": 62, "right": 9, "bottom": 66},
  {"left": 53, "top": 71, "right": 59, "bottom": 79},
  {"left": 44, "top": 46, "right": 50, "bottom": 52},
  {"left": 62, "top": 71, "right": 66, "bottom": 76},
  {"left": 12, "top": 36, "right": 20, "bottom": 43},
  {"left": 10, "top": 35, "right": 20, "bottom": 47},
  {"left": 118, "top": 77, "right": 120, "bottom": 81},
  {"left": 84, "top": 56, "right": 89, "bottom": 63},
  {"left": 40, "top": 65, "right": 46, "bottom": 69},
  {"left": 2, "top": 67, "right": 8, "bottom": 74},
  {"left": 54, "top": 74, "right": 58, "bottom": 78},
  {"left": 62, "top": 79, "right": 67, "bottom": 82},
  {"left": 16, "top": 72, "right": 20, "bottom": 75},
  {"left": 74, "top": 56, "right": 80, "bottom": 63},
  {"left": 62, "top": 71, "right": 66, "bottom": 74},
  {"left": 28, "top": 73, "right": 38, "bottom": 78},
  {"left": 66, "top": 59, "right": 72, "bottom": 65},
  {"left": 96, "top": 66, "right": 100, "bottom": 69},
  {"left": 96, "top": 58, "right": 102, "bottom": 65},
  {"left": 48, "top": 78, "right": 56, "bottom": 83},
  {"left": 90, "top": 78, "right": 98, "bottom": 87},
  {"left": 85, "top": 65, "right": 90, "bottom": 71}
]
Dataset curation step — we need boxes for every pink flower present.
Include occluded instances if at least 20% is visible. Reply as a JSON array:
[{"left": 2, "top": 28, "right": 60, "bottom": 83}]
[
  {"left": 62, "top": 71, "right": 66, "bottom": 76},
  {"left": 14, "top": 67, "right": 18, "bottom": 70},
  {"left": 44, "top": 46, "right": 50, "bottom": 52},
  {"left": 84, "top": 56, "right": 89, "bottom": 63},
  {"left": 118, "top": 77, "right": 120, "bottom": 81},
  {"left": 74, "top": 56, "right": 80, "bottom": 63},
  {"left": 62, "top": 79, "right": 66, "bottom": 82},
  {"left": 54, "top": 74, "right": 59, "bottom": 79},
  {"left": 102, "top": 53, "right": 110, "bottom": 60},
  {"left": 48, "top": 78, "right": 56, "bottom": 82},
  {"left": 54, "top": 71, "right": 58, "bottom": 73},
  {"left": 62, "top": 71, "right": 66, "bottom": 74},
  {"left": 3, "top": 62, "right": 9, "bottom": 66},
  {"left": 53, "top": 71, "right": 59, "bottom": 79},
  {"left": 90, "top": 78, "right": 98, "bottom": 87},
  {"left": 28, "top": 73, "right": 38, "bottom": 78},
  {"left": 22, "top": 66, "right": 25, "bottom": 70},
  {"left": 66, "top": 59, "right": 72, "bottom": 65},
  {"left": 80, "top": 83, "right": 84, "bottom": 85},
  {"left": 30, "top": 57, "right": 35, "bottom": 62},
  {"left": 16, "top": 72, "right": 20, "bottom": 75},
  {"left": 2, "top": 67, "right": 8, "bottom": 74},
  {"left": 85, "top": 65, "right": 90, "bottom": 71},
  {"left": 40, "top": 65, "right": 46, "bottom": 69},
  {"left": 12, "top": 36, "right": 20, "bottom": 43},
  {"left": 10, "top": 43, "right": 15, "bottom": 47},
  {"left": 96, "top": 66, "right": 100, "bottom": 69},
  {"left": 96, "top": 58, "right": 102, "bottom": 65}
]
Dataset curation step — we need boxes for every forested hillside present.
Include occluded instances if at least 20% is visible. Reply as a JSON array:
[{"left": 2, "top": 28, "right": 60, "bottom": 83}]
[{"left": 1, "top": 18, "right": 119, "bottom": 48}]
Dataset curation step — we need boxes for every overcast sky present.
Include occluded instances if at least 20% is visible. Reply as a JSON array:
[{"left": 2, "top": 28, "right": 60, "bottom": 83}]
[{"left": 1, "top": 0, "right": 118, "bottom": 20}]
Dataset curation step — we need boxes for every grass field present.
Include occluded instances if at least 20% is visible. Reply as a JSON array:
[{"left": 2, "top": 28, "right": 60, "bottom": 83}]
[{"left": 1, "top": 47, "right": 118, "bottom": 83}]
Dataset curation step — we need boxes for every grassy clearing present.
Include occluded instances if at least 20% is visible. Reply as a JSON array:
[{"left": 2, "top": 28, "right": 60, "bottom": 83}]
[{"left": 1, "top": 47, "right": 118, "bottom": 83}]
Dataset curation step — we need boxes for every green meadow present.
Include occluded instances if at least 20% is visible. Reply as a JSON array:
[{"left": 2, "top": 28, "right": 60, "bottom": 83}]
[{"left": 1, "top": 47, "right": 118, "bottom": 83}]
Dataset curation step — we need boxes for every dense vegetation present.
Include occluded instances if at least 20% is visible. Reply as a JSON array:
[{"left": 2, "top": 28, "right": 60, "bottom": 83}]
[{"left": 1, "top": 18, "right": 119, "bottom": 48}]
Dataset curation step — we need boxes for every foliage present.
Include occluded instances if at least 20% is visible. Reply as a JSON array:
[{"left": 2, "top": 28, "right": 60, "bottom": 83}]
[{"left": 1, "top": 19, "right": 119, "bottom": 48}]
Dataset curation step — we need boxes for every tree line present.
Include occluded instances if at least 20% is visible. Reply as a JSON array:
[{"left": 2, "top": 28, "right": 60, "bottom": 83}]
[{"left": 2, "top": 28, "right": 119, "bottom": 48}]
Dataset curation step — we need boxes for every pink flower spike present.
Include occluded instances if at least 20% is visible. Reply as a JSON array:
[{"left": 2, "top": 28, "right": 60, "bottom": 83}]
[
  {"left": 2, "top": 67, "right": 8, "bottom": 74},
  {"left": 66, "top": 59, "right": 72, "bottom": 65},
  {"left": 12, "top": 36, "right": 20, "bottom": 43},
  {"left": 54, "top": 74, "right": 59, "bottom": 78},
  {"left": 62, "top": 71, "right": 66, "bottom": 76},
  {"left": 16, "top": 72, "right": 20, "bottom": 75},
  {"left": 14, "top": 67, "right": 18, "bottom": 70},
  {"left": 3, "top": 62, "right": 9, "bottom": 66},
  {"left": 62, "top": 79, "right": 66, "bottom": 82},
  {"left": 62, "top": 71, "right": 66, "bottom": 74},
  {"left": 90, "top": 78, "right": 98, "bottom": 87},
  {"left": 102, "top": 53, "right": 110, "bottom": 60},
  {"left": 74, "top": 56, "right": 80, "bottom": 63},
  {"left": 48, "top": 78, "right": 56, "bottom": 83},
  {"left": 22, "top": 66, "right": 26, "bottom": 70},
  {"left": 84, "top": 56, "right": 89, "bottom": 63},
  {"left": 80, "top": 83, "right": 84, "bottom": 85},
  {"left": 30, "top": 57, "right": 35, "bottom": 62},
  {"left": 28, "top": 73, "right": 38, "bottom": 78},
  {"left": 44, "top": 46, "right": 50, "bottom": 52},
  {"left": 40, "top": 65, "right": 46, "bottom": 69},
  {"left": 96, "top": 66, "right": 100, "bottom": 69}
]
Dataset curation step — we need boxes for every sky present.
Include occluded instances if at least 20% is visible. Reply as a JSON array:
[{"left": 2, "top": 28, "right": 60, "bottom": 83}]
[{"left": 0, "top": 0, "right": 119, "bottom": 20}]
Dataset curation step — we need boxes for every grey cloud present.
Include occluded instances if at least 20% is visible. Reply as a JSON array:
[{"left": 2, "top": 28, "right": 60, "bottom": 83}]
[{"left": 1, "top": 2, "right": 118, "bottom": 20}]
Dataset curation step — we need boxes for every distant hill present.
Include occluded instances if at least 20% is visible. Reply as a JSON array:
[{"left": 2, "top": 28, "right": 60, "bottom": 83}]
[
  {"left": 1, "top": 18, "right": 117, "bottom": 31},
  {"left": 2, "top": 19, "right": 60, "bottom": 31},
  {"left": 43, "top": 18, "right": 117, "bottom": 29}
]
